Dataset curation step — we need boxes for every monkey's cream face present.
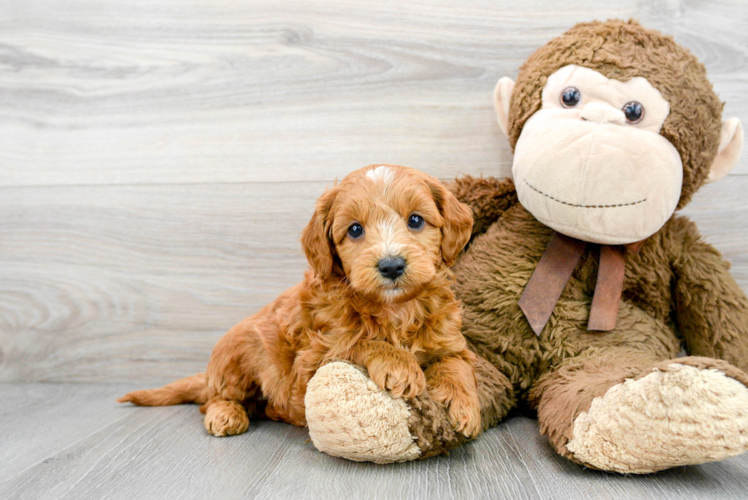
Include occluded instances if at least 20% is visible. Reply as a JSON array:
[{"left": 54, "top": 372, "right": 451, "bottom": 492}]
[{"left": 512, "top": 65, "right": 683, "bottom": 244}]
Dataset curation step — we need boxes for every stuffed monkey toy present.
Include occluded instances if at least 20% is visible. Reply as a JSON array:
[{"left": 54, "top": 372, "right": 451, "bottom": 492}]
[{"left": 303, "top": 19, "right": 748, "bottom": 473}]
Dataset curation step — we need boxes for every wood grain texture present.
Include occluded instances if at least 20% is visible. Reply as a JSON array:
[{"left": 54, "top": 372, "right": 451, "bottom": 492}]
[
  {"left": 0, "top": 182, "right": 318, "bottom": 382},
  {"left": 1, "top": 383, "right": 747, "bottom": 500},
  {"left": 0, "top": 0, "right": 747, "bottom": 385},
  {"left": 0, "top": 0, "right": 747, "bottom": 188}
]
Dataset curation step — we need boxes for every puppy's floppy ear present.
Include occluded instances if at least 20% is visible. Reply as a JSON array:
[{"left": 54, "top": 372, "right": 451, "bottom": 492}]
[
  {"left": 428, "top": 178, "right": 474, "bottom": 266},
  {"left": 301, "top": 186, "right": 338, "bottom": 279}
]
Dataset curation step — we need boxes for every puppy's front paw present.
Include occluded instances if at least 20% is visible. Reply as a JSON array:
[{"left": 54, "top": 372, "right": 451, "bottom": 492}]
[
  {"left": 204, "top": 400, "right": 249, "bottom": 437},
  {"left": 447, "top": 396, "right": 481, "bottom": 439},
  {"left": 368, "top": 353, "right": 426, "bottom": 398}
]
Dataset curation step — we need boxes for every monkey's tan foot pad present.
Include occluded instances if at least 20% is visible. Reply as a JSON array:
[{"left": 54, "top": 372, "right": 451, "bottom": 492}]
[
  {"left": 305, "top": 361, "right": 421, "bottom": 463},
  {"left": 566, "top": 362, "right": 748, "bottom": 473}
]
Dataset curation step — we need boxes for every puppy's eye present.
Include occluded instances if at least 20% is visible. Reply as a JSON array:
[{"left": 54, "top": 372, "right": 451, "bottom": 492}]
[
  {"left": 560, "top": 87, "right": 581, "bottom": 108},
  {"left": 622, "top": 101, "right": 645, "bottom": 124},
  {"left": 347, "top": 223, "right": 364, "bottom": 239},
  {"left": 407, "top": 214, "right": 425, "bottom": 230}
]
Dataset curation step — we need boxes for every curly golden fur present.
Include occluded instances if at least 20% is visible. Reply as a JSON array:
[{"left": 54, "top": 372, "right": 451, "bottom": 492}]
[{"left": 119, "top": 164, "right": 481, "bottom": 438}]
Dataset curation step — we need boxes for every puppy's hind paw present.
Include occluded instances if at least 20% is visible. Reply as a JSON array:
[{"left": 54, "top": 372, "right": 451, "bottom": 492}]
[{"left": 204, "top": 400, "right": 249, "bottom": 437}]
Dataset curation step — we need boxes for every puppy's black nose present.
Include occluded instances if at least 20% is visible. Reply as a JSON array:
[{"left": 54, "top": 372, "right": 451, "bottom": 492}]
[{"left": 378, "top": 257, "right": 406, "bottom": 280}]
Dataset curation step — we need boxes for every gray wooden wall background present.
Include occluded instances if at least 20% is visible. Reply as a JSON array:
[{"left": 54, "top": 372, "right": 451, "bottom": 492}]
[{"left": 1, "top": 0, "right": 746, "bottom": 384}]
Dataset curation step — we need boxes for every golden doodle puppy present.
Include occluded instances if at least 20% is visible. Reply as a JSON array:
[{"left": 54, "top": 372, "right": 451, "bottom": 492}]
[{"left": 119, "top": 164, "right": 481, "bottom": 439}]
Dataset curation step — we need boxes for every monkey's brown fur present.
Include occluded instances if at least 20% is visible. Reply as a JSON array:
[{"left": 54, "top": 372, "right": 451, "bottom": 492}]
[{"left": 394, "top": 20, "right": 748, "bottom": 467}]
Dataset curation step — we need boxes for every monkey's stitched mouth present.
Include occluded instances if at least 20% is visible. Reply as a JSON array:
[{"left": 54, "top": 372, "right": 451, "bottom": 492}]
[{"left": 524, "top": 180, "right": 646, "bottom": 209}]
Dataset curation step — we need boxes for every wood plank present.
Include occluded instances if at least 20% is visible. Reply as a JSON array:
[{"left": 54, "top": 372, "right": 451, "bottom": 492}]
[
  {"left": 0, "top": 0, "right": 746, "bottom": 188},
  {"left": 1, "top": 176, "right": 747, "bottom": 382},
  {"left": 0, "top": 383, "right": 307, "bottom": 500},
  {"left": 2, "top": 383, "right": 748, "bottom": 500},
  {"left": 0, "top": 182, "right": 320, "bottom": 383},
  {"left": 0, "top": 383, "right": 140, "bottom": 483}
]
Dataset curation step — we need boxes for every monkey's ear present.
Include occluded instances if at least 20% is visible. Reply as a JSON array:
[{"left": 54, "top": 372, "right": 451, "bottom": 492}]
[
  {"left": 707, "top": 117, "right": 744, "bottom": 183},
  {"left": 493, "top": 77, "right": 515, "bottom": 137},
  {"left": 301, "top": 187, "right": 338, "bottom": 279},
  {"left": 428, "top": 179, "right": 474, "bottom": 267}
]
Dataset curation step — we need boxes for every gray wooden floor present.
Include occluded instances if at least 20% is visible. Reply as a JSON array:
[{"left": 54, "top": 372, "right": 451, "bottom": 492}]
[
  {"left": 1, "top": 383, "right": 747, "bottom": 500},
  {"left": 2, "top": 0, "right": 748, "bottom": 498}
]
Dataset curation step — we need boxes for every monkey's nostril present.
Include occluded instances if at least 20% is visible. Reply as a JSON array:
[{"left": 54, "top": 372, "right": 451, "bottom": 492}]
[{"left": 378, "top": 256, "right": 406, "bottom": 280}]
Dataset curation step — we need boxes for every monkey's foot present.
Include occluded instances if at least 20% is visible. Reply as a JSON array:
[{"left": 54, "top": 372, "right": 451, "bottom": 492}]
[
  {"left": 566, "top": 359, "right": 748, "bottom": 473},
  {"left": 305, "top": 362, "right": 421, "bottom": 463}
]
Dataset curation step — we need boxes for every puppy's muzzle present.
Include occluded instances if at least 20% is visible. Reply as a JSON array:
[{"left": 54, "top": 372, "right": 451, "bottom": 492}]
[{"left": 378, "top": 256, "right": 406, "bottom": 280}]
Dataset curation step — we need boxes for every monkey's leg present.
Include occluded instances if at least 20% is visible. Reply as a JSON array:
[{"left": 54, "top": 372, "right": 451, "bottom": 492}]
[
  {"left": 530, "top": 352, "right": 748, "bottom": 473},
  {"left": 304, "top": 353, "right": 516, "bottom": 463}
]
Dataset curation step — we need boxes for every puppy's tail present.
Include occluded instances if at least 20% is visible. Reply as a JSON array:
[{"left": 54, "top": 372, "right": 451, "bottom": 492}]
[{"left": 117, "top": 372, "right": 209, "bottom": 406}]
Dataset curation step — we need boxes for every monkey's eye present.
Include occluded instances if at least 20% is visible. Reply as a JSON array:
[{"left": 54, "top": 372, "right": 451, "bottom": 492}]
[
  {"left": 347, "top": 223, "right": 364, "bottom": 239},
  {"left": 622, "top": 101, "right": 645, "bottom": 124},
  {"left": 560, "top": 87, "right": 581, "bottom": 108},
  {"left": 407, "top": 214, "right": 425, "bottom": 230}
]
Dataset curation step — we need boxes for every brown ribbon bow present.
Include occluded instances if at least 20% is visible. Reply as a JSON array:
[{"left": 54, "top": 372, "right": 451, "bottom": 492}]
[{"left": 518, "top": 232, "right": 643, "bottom": 336}]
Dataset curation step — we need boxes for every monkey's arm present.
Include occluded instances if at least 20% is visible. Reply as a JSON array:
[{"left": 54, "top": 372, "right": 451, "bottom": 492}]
[
  {"left": 671, "top": 218, "right": 748, "bottom": 374},
  {"left": 448, "top": 176, "right": 518, "bottom": 238}
]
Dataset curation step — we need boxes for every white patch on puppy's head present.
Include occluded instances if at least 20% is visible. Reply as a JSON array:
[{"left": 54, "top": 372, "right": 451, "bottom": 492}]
[{"left": 366, "top": 165, "right": 394, "bottom": 184}]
